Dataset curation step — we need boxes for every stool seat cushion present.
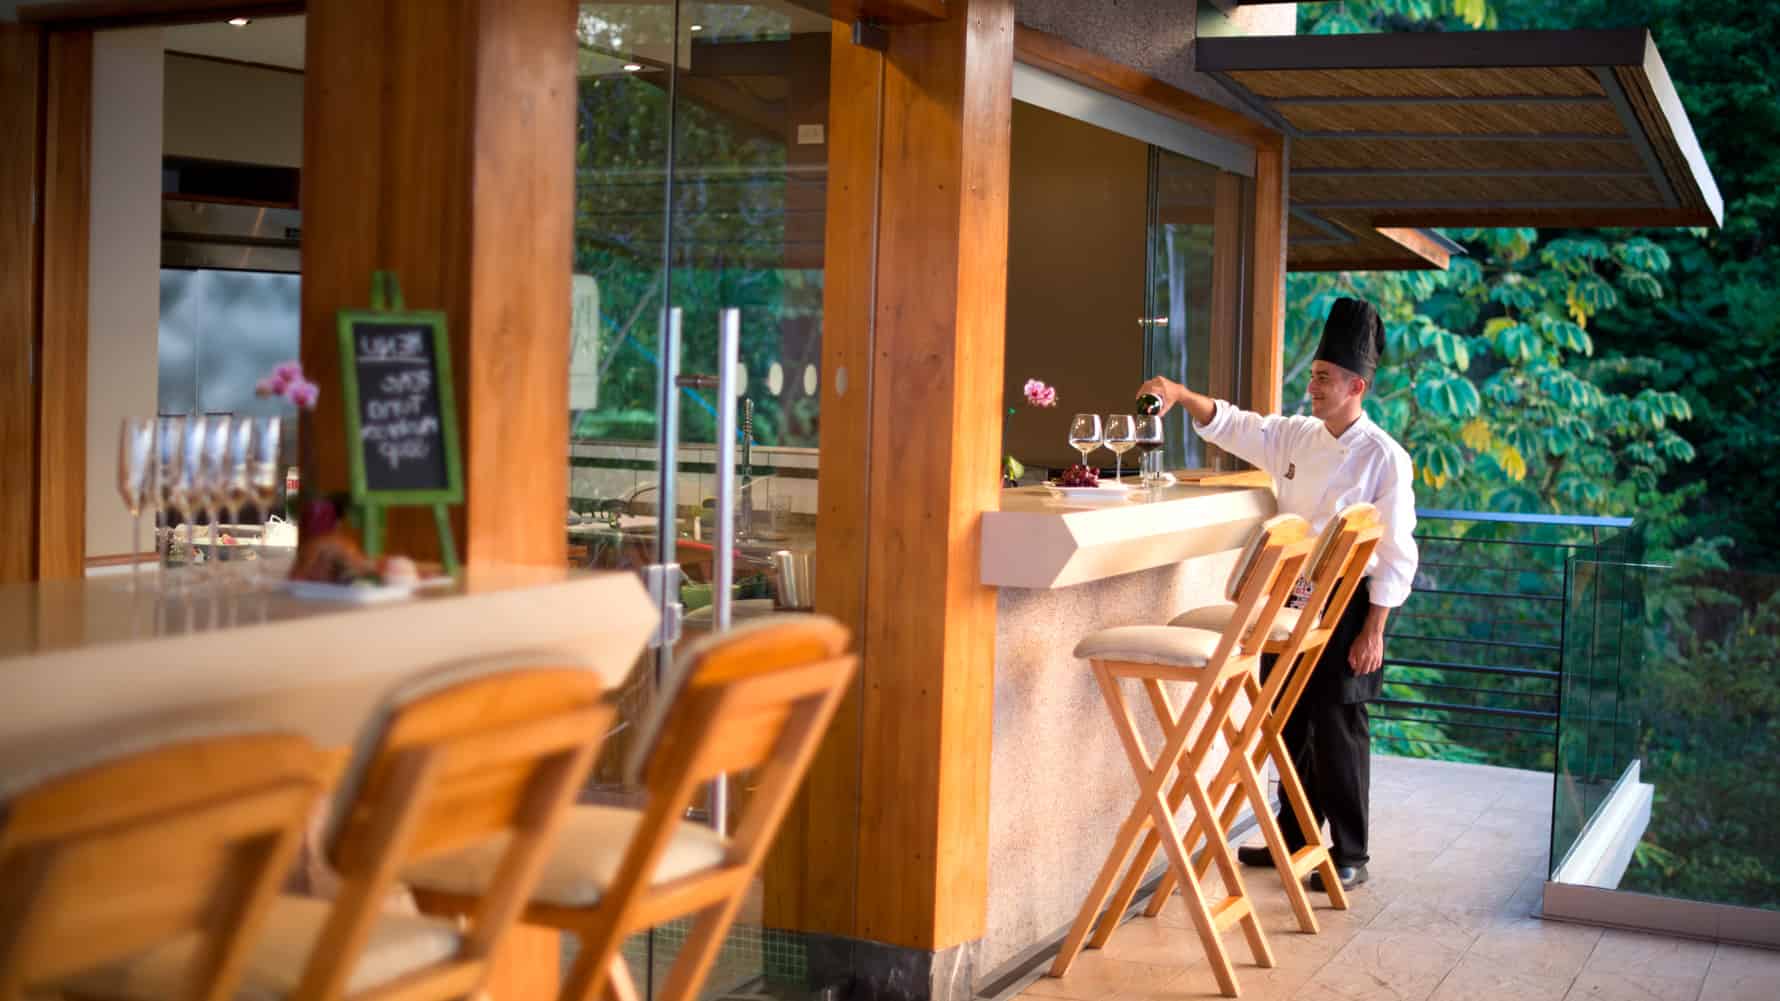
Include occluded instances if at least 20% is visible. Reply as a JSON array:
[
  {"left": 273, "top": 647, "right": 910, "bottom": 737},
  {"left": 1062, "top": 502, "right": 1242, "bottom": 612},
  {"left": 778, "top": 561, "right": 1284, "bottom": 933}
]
[
  {"left": 1169, "top": 603, "right": 1304, "bottom": 642},
  {"left": 1073, "top": 626, "right": 1224, "bottom": 667},
  {"left": 58, "top": 895, "right": 460, "bottom": 1001},
  {"left": 403, "top": 804, "right": 730, "bottom": 908}
]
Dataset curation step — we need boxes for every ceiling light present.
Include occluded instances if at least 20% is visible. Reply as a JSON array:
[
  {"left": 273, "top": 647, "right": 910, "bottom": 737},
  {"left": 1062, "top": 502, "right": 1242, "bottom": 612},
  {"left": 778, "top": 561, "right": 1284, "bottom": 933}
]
[
  {"left": 622, "top": 63, "right": 643, "bottom": 72},
  {"left": 690, "top": 24, "right": 703, "bottom": 32},
  {"left": 226, "top": 17, "right": 251, "bottom": 27}
]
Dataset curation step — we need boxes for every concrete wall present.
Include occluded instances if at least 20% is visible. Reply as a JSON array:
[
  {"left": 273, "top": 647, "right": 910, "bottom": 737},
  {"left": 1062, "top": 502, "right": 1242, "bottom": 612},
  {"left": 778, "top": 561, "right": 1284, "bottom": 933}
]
[
  {"left": 1004, "top": 101, "right": 1150, "bottom": 471},
  {"left": 163, "top": 52, "right": 303, "bottom": 167},
  {"left": 86, "top": 28, "right": 165, "bottom": 561},
  {"left": 1015, "top": 1, "right": 1295, "bottom": 115}
]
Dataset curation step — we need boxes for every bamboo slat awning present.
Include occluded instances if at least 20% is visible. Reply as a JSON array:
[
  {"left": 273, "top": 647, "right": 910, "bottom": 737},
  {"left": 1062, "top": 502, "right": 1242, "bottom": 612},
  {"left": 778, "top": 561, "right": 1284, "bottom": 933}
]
[{"left": 1199, "top": 29, "right": 1724, "bottom": 272}]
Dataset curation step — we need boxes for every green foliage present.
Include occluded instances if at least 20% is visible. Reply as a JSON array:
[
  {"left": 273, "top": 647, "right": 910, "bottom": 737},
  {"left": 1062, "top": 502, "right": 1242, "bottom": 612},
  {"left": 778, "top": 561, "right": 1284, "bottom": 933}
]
[{"left": 1286, "top": 226, "right": 1696, "bottom": 542}]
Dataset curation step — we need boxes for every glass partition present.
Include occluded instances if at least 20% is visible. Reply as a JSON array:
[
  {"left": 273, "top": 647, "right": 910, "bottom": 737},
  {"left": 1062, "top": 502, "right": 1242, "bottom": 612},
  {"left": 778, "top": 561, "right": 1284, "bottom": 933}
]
[
  {"left": 1144, "top": 149, "right": 1249, "bottom": 471},
  {"left": 1554, "top": 559, "right": 1780, "bottom": 914},
  {"left": 567, "top": 5, "right": 863, "bottom": 1000}
]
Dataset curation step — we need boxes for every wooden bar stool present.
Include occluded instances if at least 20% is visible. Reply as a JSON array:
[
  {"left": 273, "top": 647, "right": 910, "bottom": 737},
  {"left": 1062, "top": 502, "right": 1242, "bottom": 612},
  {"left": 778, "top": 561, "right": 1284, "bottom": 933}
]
[
  {"left": 403, "top": 615, "right": 856, "bottom": 1001},
  {"left": 0, "top": 731, "right": 332, "bottom": 1001},
  {"left": 37, "top": 660, "right": 615, "bottom": 1001},
  {"left": 1050, "top": 515, "right": 1314, "bottom": 998},
  {"left": 1143, "top": 503, "right": 1385, "bottom": 934}
]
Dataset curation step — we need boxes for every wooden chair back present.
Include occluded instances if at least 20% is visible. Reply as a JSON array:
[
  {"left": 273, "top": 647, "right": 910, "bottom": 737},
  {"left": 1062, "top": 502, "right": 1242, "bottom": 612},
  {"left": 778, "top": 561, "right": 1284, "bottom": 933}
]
[
  {"left": 304, "top": 662, "right": 614, "bottom": 1001},
  {"left": 579, "top": 615, "right": 853, "bottom": 1001},
  {"left": 0, "top": 732, "right": 331, "bottom": 1001},
  {"left": 1210, "top": 515, "right": 1316, "bottom": 674},
  {"left": 1266, "top": 503, "right": 1384, "bottom": 726}
]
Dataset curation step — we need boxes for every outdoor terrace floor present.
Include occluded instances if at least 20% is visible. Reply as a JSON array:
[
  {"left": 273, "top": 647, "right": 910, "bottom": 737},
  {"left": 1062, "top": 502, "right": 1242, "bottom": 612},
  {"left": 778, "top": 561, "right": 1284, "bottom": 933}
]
[{"left": 1015, "top": 754, "right": 1780, "bottom": 1001}]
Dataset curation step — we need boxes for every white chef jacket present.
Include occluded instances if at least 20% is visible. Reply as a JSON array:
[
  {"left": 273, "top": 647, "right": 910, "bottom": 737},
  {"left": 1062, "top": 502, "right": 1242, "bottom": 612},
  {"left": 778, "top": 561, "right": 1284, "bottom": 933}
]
[{"left": 1194, "top": 400, "right": 1419, "bottom": 608}]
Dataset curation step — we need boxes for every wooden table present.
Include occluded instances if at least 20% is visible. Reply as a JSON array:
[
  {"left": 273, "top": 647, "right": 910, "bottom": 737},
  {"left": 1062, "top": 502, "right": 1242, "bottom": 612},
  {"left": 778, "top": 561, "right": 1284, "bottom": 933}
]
[{"left": 0, "top": 564, "right": 659, "bottom": 999}]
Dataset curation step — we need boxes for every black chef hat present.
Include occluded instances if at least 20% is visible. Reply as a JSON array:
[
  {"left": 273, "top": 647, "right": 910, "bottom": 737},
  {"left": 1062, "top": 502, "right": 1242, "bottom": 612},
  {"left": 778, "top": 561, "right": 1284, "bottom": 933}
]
[{"left": 1314, "top": 297, "right": 1385, "bottom": 382}]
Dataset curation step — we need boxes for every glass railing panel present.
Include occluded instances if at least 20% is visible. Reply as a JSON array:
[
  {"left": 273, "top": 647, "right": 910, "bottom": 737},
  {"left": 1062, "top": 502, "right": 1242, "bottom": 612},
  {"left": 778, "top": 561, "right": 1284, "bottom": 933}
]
[
  {"left": 1554, "top": 560, "right": 1780, "bottom": 911},
  {"left": 1374, "top": 511, "right": 1636, "bottom": 773}
]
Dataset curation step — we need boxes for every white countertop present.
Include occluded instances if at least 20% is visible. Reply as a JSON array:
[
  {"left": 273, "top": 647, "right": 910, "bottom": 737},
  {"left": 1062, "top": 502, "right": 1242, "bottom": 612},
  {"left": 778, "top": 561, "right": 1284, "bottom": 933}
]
[
  {"left": 0, "top": 565, "right": 657, "bottom": 787},
  {"left": 980, "top": 482, "right": 1276, "bottom": 589}
]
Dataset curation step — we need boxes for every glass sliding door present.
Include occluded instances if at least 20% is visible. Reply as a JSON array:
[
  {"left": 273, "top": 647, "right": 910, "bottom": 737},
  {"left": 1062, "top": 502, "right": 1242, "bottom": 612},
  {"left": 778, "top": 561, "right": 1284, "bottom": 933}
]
[
  {"left": 569, "top": 4, "right": 866, "bottom": 999},
  {"left": 1145, "top": 149, "right": 1250, "bottom": 471}
]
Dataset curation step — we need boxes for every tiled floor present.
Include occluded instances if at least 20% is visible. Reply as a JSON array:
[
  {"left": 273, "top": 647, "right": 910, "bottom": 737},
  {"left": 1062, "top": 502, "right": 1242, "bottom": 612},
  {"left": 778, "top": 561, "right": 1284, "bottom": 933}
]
[{"left": 1018, "top": 754, "right": 1780, "bottom": 1001}]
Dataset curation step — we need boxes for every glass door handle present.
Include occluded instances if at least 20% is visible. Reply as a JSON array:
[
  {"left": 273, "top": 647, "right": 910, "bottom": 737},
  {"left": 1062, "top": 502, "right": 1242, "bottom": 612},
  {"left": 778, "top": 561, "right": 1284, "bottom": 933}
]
[
  {"left": 709, "top": 308, "right": 741, "bottom": 838},
  {"left": 712, "top": 307, "right": 741, "bottom": 635}
]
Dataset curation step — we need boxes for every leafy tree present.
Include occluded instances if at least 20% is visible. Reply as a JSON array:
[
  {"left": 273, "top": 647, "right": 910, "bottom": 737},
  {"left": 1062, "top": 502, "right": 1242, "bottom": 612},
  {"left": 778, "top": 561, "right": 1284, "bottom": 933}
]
[{"left": 1286, "top": 230, "right": 1698, "bottom": 549}]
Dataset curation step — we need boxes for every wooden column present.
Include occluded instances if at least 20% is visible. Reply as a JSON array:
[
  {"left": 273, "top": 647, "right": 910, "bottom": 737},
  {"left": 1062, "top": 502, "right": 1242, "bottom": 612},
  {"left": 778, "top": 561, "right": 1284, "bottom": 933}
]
[
  {"left": 0, "top": 25, "right": 45, "bottom": 585},
  {"left": 1246, "top": 142, "right": 1286, "bottom": 415},
  {"left": 300, "top": 0, "right": 574, "bottom": 568},
  {"left": 856, "top": 0, "right": 1014, "bottom": 952},
  {"left": 768, "top": 19, "right": 882, "bottom": 940}
]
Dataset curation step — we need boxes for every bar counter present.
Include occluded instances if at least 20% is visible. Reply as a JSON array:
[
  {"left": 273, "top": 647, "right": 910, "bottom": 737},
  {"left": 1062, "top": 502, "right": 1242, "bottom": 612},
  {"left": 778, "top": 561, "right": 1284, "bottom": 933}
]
[
  {"left": 980, "top": 481, "right": 1278, "bottom": 978},
  {"left": 0, "top": 566, "right": 657, "bottom": 787}
]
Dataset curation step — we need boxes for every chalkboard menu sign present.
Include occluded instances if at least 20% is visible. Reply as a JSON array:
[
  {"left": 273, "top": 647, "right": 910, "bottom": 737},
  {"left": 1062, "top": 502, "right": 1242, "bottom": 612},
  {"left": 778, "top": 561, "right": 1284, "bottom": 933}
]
[{"left": 336, "top": 311, "right": 463, "bottom": 506}]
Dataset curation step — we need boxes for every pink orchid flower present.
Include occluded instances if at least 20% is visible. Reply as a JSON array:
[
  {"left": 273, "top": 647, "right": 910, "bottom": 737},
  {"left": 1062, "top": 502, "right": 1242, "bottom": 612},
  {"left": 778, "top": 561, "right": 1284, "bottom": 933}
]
[
  {"left": 286, "top": 380, "right": 320, "bottom": 410},
  {"left": 1023, "top": 379, "right": 1057, "bottom": 408}
]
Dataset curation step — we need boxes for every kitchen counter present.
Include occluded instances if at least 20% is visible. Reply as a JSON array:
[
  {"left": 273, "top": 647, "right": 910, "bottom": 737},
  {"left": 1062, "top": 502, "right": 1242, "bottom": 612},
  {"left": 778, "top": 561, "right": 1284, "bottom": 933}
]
[
  {"left": 978, "top": 478, "right": 1278, "bottom": 981},
  {"left": 981, "top": 481, "right": 1276, "bottom": 589}
]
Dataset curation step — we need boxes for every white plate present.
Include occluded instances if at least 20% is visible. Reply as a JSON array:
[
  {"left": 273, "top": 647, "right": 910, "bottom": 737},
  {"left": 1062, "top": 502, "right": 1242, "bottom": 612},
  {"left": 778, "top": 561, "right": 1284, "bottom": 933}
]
[
  {"left": 1046, "top": 484, "right": 1132, "bottom": 503},
  {"left": 284, "top": 580, "right": 417, "bottom": 604}
]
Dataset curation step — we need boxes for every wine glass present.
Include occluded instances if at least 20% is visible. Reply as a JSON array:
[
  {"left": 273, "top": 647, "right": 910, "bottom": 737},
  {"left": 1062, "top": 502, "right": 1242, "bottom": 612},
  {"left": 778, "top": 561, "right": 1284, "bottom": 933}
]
[
  {"left": 116, "top": 418, "right": 155, "bottom": 585},
  {"left": 156, "top": 415, "right": 188, "bottom": 570},
  {"left": 246, "top": 416, "right": 282, "bottom": 583},
  {"left": 1068, "top": 414, "right": 1103, "bottom": 469},
  {"left": 1134, "top": 414, "right": 1165, "bottom": 487},
  {"left": 198, "top": 415, "right": 233, "bottom": 575},
  {"left": 1104, "top": 414, "right": 1137, "bottom": 485}
]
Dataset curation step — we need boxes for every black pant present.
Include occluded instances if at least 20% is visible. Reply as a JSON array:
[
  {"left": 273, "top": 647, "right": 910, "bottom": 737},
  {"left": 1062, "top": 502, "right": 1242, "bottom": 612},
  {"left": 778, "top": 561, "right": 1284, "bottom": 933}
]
[{"left": 1266, "top": 579, "right": 1375, "bottom": 868}]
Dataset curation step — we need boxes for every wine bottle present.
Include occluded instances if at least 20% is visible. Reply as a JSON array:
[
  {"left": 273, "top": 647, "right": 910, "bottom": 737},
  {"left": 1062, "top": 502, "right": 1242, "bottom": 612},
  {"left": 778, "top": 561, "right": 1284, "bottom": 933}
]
[{"left": 1135, "top": 392, "right": 1163, "bottom": 416}]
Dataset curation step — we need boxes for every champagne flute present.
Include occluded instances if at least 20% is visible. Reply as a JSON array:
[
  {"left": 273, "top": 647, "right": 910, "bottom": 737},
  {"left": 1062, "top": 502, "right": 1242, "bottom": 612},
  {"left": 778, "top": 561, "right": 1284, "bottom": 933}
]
[
  {"left": 116, "top": 418, "right": 155, "bottom": 585},
  {"left": 179, "top": 416, "right": 210, "bottom": 575},
  {"left": 1104, "top": 414, "right": 1137, "bottom": 485},
  {"left": 156, "top": 415, "right": 188, "bottom": 571},
  {"left": 1068, "top": 413, "right": 1103, "bottom": 469},
  {"left": 1134, "top": 414, "right": 1165, "bottom": 487},
  {"left": 247, "top": 416, "right": 282, "bottom": 584},
  {"left": 224, "top": 419, "right": 254, "bottom": 584},
  {"left": 198, "top": 415, "right": 233, "bottom": 576}
]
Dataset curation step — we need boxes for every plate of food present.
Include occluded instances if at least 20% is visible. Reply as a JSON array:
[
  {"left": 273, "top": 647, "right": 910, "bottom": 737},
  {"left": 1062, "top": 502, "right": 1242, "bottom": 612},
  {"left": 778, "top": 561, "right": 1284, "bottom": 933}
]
[{"left": 1044, "top": 465, "right": 1131, "bottom": 503}]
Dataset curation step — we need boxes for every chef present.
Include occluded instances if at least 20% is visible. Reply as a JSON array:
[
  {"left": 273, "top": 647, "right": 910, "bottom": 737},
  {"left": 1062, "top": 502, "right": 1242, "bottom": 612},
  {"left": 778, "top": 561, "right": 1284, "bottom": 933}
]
[{"left": 1136, "top": 296, "right": 1418, "bottom": 891}]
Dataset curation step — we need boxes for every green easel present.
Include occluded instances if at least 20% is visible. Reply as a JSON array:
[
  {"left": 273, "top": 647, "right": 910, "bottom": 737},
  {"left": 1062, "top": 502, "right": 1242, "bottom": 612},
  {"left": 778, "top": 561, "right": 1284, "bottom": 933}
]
[{"left": 336, "top": 271, "right": 464, "bottom": 576}]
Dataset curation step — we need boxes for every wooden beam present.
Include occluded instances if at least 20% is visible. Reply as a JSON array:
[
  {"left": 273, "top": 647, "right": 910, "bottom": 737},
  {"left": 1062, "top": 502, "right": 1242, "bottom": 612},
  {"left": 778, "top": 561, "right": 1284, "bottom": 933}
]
[
  {"left": 835, "top": 0, "right": 948, "bottom": 23},
  {"left": 0, "top": 25, "right": 44, "bottom": 585},
  {"left": 1374, "top": 227, "right": 1452, "bottom": 270},
  {"left": 37, "top": 30, "right": 91, "bottom": 581},
  {"left": 1014, "top": 26, "right": 1281, "bottom": 151},
  {"left": 850, "top": 0, "right": 1013, "bottom": 952},
  {"left": 1198, "top": 28, "right": 1652, "bottom": 75},
  {"left": 1247, "top": 143, "right": 1285, "bottom": 416},
  {"left": 301, "top": 0, "right": 573, "bottom": 568},
  {"left": 18, "top": 0, "right": 304, "bottom": 29}
]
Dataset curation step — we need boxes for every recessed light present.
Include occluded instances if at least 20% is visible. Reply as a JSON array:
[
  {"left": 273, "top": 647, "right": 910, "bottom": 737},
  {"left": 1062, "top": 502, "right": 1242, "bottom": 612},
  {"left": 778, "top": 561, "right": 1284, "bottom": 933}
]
[
  {"left": 226, "top": 17, "right": 251, "bottom": 27},
  {"left": 622, "top": 63, "right": 643, "bottom": 72},
  {"left": 690, "top": 24, "right": 703, "bottom": 32}
]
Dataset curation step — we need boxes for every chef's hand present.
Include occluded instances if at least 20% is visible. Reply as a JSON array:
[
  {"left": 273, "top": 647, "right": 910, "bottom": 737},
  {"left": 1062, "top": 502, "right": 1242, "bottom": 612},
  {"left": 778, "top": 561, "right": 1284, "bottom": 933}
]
[
  {"left": 1137, "top": 376, "right": 1184, "bottom": 408},
  {"left": 1349, "top": 606, "right": 1391, "bottom": 675}
]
